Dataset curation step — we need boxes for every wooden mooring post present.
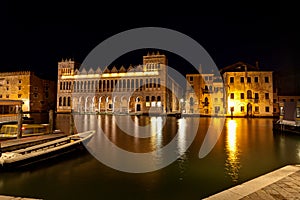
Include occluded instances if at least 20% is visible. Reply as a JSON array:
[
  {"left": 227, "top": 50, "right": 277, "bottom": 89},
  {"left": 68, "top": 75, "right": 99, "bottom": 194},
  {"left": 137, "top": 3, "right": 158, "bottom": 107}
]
[
  {"left": 17, "top": 109, "right": 23, "bottom": 139},
  {"left": 49, "top": 109, "right": 54, "bottom": 134}
]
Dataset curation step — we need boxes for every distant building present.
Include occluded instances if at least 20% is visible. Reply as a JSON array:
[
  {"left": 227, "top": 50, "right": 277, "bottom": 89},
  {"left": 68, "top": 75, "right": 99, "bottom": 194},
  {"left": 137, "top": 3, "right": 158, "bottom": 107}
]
[
  {"left": 221, "top": 62, "right": 274, "bottom": 117},
  {"left": 0, "top": 71, "right": 56, "bottom": 112},
  {"left": 185, "top": 73, "right": 225, "bottom": 115},
  {"left": 56, "top": 53, "right": 183, "bottom": 114}
]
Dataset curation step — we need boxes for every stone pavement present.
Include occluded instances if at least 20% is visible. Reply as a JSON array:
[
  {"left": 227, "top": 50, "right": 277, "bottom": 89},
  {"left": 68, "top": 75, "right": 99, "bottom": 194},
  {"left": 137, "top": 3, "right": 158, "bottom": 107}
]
[{"left": 204, "top": 165, "right": 300, "bottom": 200}]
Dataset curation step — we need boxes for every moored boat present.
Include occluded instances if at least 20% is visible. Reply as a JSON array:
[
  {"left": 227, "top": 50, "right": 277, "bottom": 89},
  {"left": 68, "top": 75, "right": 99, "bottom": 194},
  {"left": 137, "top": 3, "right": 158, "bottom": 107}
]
[{"left": 0, "top": 130, "right": 95, "bottom": 170}]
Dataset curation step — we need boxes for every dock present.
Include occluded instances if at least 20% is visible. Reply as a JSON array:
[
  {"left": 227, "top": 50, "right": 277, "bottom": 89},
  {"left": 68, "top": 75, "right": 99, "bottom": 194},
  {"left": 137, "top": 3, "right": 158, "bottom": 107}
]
[{"left": 204, "top": 165, "right": 300, "bottom": 200}]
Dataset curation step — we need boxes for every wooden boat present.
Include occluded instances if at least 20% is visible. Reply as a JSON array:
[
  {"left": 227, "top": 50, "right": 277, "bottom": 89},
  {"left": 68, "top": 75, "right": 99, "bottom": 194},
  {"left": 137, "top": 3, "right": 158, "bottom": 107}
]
[
  {"left": 0, "top": 130, "right": 95, "bottom": 170},
  {"left": 0, "top": 124, "right": 50, "bottom": 140}
]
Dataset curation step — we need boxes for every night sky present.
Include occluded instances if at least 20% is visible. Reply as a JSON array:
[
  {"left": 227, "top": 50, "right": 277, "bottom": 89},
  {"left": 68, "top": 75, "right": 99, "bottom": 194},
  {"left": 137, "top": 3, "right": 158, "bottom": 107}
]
[{"left": 1, "top": 2, "right": 299, "bottom": 92}]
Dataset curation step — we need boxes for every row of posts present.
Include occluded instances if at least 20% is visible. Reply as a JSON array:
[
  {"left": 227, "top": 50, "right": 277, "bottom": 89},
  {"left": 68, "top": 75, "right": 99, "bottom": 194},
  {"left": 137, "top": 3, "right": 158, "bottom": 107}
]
[{"left": 16, "top": 109, "right": 75, "bottom": 139}]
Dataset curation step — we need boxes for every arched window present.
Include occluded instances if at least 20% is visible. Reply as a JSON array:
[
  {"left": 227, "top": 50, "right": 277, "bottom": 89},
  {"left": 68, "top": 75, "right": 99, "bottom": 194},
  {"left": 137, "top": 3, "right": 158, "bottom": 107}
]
[
  {"left": 59, "top": 97, "right": 62, "bottom": 106},
  {"left": 247, "top": 90, "right": 252, "bottom": 99},
  {"left": 157, "top": 96, "right": 161, "bottom": 101},
  {"left": 190, "top": 97, "right": 194, "bottom": 106},
  {"left": 204, "top": 97, "right": 209, "bottom": 106},
  {"left": 151, "top": 96, "right": 156, "bottom": 101},
  {"left": 60, "top": 82, "right": 63, "bottom": 90},
  {"left": 67, "top": 97, "right": 71, "bottom": 106},
  {"left": 63, "top": 97, "right": 66, "bottom": 106}
]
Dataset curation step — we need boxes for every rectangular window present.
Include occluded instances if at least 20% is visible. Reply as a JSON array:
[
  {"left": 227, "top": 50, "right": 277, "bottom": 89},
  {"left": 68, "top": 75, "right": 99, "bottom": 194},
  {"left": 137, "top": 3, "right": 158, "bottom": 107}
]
[
  {"left": 6, "top": 80, "right": 9, "bottom": 84},
  {"left": 255, "top": 93, "right": 259, "bottom": 99},
  {"left": 240, "top": 77, "right": 244, "bottom": 83},
  {"left": 255, "top": 106, "right": 259, "bottom": 112},
  {"left": 265, "top": 106, "right": 270, "bottom": 112},
  {"left": 230, "top": 93, "right": 234, "bottom": 99},
  {"left": 265, "top": 77, "right": 269, "bottom": 83},
  {"left": 0, "top": 94, "right": 2, "bottom": 98},
  {"left": 247, "top": 77, "right": 251, "bottom": 83},
  {"left": 255, "top": 77, "right": 259, "bottom": 83},
  {"left": 290, "top": 99, "right": 294, "bottom": 102},
  {"left": 273, "top": 108, "right": 277, "bottom": 113},
  {"left": 265, "top": 93, "right": 269, "bottom": 99},
  {"left": 273, "top": 99, "right": 277, "bottom": 103},
  {"left": 282, "top": 99, "right": 286, "bottom": 102},
  {"left": 6, "top": 95, "right": 9, "bottom": 98},
  {"left": 205, "top": 76, "right": 208, "bottom": 81},
  {"left": 189, "top": 76, "right": 193, "bottom": 81},
  {"left": 230, "top": 77, "right": 234, "bottom": 83},
  {"left": 241, "top": 106, "right": 245, "bottom": 112},
  {"left": 240, "top": 93, "right": 244, "bottom": 99}
]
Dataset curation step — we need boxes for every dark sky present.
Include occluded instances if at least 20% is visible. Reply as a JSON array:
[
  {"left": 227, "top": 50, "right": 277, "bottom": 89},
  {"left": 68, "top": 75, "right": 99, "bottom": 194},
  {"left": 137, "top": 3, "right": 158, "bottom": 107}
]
[{"left": 1, "top": 2, "right": 299, "bottom": 83}]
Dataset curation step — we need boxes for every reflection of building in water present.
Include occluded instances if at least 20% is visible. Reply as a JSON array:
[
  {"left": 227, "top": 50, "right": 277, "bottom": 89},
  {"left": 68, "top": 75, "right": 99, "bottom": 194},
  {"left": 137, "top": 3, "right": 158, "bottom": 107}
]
[
  {"left": 225, "top": 119, "right": 240, "bottom": 182},
  {"left": 57, "top": 53, "right": 182, "bottom": 114},
  {"left": 0, "top": 71, "right": 56, "bottom": 112}
]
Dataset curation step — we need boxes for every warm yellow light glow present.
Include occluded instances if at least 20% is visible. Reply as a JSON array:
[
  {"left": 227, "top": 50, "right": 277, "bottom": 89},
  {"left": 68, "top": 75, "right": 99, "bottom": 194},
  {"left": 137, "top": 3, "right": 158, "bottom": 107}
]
[
  {"left": 225, "top": 119, "right": 240, "bottom": 182},
  {"left": 227, "top": 120, "right": 237, "bottom": 152}
]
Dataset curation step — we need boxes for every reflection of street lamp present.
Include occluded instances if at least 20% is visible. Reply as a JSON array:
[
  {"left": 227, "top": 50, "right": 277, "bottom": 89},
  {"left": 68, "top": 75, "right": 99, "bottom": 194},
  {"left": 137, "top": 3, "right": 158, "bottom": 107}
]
[{"left": 180, "top": 98, "right": 185, "bottom": 113}]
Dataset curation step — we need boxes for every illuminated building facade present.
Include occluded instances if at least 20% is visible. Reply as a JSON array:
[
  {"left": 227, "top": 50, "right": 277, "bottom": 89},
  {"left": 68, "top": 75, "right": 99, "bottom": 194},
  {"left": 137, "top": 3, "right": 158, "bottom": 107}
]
[
  {"left": 57, "top": 53, "right": 182, "bottom": 114},
  {"left": 222, "top": 62, "right": 273, "bottom": 117},
  {"left": 0, "top": 71, "right": 56, "bottom": 112},
  {"left": 185, "top": 73, "right": 225, "bottom": 115}
]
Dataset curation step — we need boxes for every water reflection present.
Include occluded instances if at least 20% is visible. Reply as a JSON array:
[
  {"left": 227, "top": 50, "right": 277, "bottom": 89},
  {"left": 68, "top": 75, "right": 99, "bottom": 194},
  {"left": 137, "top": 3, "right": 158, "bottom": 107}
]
[{"left": 225, "top": 119, "right": 241, "bottom": 182}]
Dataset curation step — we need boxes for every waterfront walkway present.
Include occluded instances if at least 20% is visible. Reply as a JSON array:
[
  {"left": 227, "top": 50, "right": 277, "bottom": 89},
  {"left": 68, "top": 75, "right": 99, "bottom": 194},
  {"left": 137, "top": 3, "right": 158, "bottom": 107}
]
[
  {"left": 0, "top": 195, "right": 41, "bottom": 200},
  {"left": 204, "top": 165, "right": 300, "bottom": 200}
]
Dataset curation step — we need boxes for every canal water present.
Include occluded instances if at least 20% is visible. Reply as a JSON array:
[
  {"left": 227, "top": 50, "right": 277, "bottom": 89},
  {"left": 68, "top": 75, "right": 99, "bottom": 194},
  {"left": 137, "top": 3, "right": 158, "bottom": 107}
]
[{"left": 1, "top": 114, "right": 300, "bottom": 200}]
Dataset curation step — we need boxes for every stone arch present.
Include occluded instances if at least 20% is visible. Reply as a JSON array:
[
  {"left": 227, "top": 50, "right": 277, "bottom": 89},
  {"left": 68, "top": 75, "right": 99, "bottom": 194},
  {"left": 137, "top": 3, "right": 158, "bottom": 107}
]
[{"left": 79, "top": 96, "right": 85, "bottom": 113}]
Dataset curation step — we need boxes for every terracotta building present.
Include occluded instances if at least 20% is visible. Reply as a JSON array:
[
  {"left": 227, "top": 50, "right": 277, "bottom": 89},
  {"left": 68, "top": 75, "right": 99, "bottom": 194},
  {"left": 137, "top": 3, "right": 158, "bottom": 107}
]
[
  {"left": 56, "top": 53, "right": 182, "bottom": 114},
  {"left": 0, "top": 71, "right": 56, "bottom": 112}
]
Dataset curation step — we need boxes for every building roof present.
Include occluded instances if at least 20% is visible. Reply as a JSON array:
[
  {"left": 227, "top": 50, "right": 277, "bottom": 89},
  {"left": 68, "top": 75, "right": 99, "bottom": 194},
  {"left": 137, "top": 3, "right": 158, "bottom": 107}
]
[{"left": 220, "top": 61, "right": 259, "bottom": 74}]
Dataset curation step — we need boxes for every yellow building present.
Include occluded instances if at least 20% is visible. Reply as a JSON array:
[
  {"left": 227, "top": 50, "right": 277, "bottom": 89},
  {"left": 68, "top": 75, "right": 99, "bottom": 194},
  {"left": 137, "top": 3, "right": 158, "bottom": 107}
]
[
  {"left": 0, "top": 71, "right": 56, "bottom": 112},
  {"left": 221, "top": 62, "right": 273, "bottom": 117},
  {"left": 57, "top": 53, "right": 182, "bottom": 114}
]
